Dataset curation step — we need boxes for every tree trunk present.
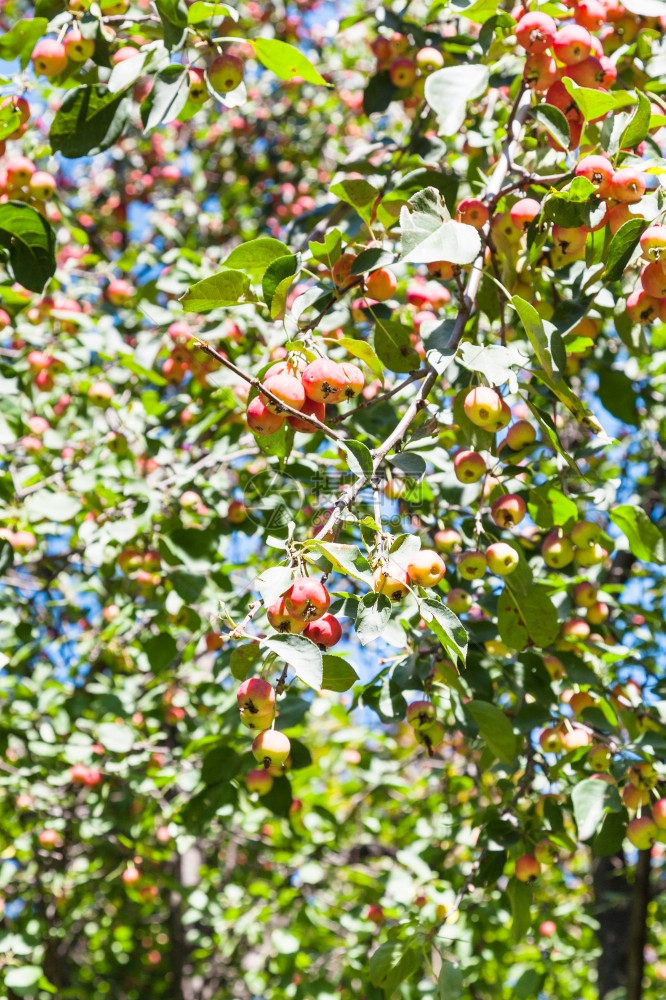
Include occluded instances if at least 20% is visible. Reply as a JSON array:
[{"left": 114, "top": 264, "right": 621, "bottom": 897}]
[{"left": 593, "top": 849, "right": 651, "bottom": 1000}]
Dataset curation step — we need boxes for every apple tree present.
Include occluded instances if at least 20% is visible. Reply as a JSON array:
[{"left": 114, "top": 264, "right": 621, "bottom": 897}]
[{"left": 1, "top": 0, "right": 666, "bottom": 997}]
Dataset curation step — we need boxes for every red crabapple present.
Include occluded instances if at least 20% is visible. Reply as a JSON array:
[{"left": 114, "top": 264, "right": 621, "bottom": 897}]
[
  {"left": 652, "top": 799, "right": 666, "bottom": 830},
  {"left": 491, "top": 494, "right": 526, "bottom": 528},
  {"left": 524, "top": 53, "right": 558, "bottom": 91},
  {"left": 267, "top": 597, "right": 307, "bottom": 634},
  {"left": 29, "top": 172, "right": 56, "bottom": 200},
  {"left": 540, "top": 727, "right": 563, "bottom": 753},
  {"left": 415, "top": 47, "right": 444, "bottom": 73},
  {"left": 340, "top": 361, "right": 365, "bottom": 399},
  {"left": 506, "top": 420, "right": 536, "bottom": 450},
  {"left": 303, "top": 614, "right": 342, "bottom": 648},
  {"left": 302, "top": 359, "right": 347, "bottom": 403},
  {"left": 609, "top": 168, "right": 645, "bottom": 203},
  {"left": 626, "top": 289, "right": 660, "bottom": 325},
  {"left": 32, "top": 39, "right": 68, "bottom": 77},
  {"left": 515, "top": 854, "right": 541, "bottom": 882},
  {"left": 552, "top": 25, "right": 592, "bottom": 64},
  {"left": 457, "top": 198, "right": 489, "bottom": 229},
  {"left": 64, "top": 29, "right": 95, "bottom": 61},
  {"left": 446, "top": 589, "right": 473, "bottom": 614},
  {"left": 246, "top": 768, "right": 274, "bottom": 794},
  {"left": 331, "top": 253, "right": 357, "bottom": 286},
  {"left": 515, "top": 12, "right": 557, "bottom": 53},
  {"left": 287, "top": 397, "right": 326, "bottom": 432},
  {"left": 366, "top": 268, "right": 397, "bottom": 301},
  {"left": 575, "top": 155, "right": 613, "bottom": 197},
  {"left": 284, "top": 577, "right": 330, "bottom": 621},
  {"left": 575, "top": 0, "right": 606, "bottom": 29},
  {"left": 569, "top": 520, "right": 601, "bottom": 547},
  {"left": 5, "top": 157, "right": 35, "bottom": 189},
  {"left": 389, "top": 58, "right": 416, "bottom": 88},
  {"left": 573, "top": 581, "right": 598, "bottom": 607},
  {"left": 510, "top": 198, "right": 540, "bottom": 230},
  {"left": 406, "top": 700, "right": 437, "bottom": 728},
  {"left": 626, "top": 816, "right": 658, "bottom": 850},
  {"left": 247, "top": 397, "right": 285, "bottom": 435},
  {"left": 640, "top": 225, "right": 666, "bottom": 262},
  {"left": 262, "top": 374, "right": 305, "bottom": 414},
  {"left": 434, "top": 528, "right": 461, "bottom": 552}
]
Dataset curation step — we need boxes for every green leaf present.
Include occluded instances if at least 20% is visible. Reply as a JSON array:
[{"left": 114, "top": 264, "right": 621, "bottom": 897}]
[
  {"left": 373, "top": 316, "right": 421, "bottom": 373},
  {"left": 50, "top": 86, "right": 130, "bottom": 158},
  {"left": 4, "top": 966, "right": 43, "bottom": 992},
  {"left": 363, "top": 70, "right": 398, "bottom": 115},
  {"left": 562, "top": 79, "right": 637, "bottom": 120},
  {"left": 187, "top": 0, "right": 238, "bottom": 22},
  {"left": 340, "top": 440, "right": 373, "bottom": 479},
  {"left": 201, "top": 745, "right": 242, "bottom": 785},
  {"left": 610, "top": 505, "right": 666, "bottom": 563},
  {"left": 141, "top": 65, "right": 190, "bottom": 131},
  {"left": 420, "top": 598, "right": 468, "bottom": 664},
  {"left": 438, "top": 959, "right": 463, "bottom": 1000},
  {"left": 368, "top": 940, "right": 420, "bottom": 994},
  {"left": 108, "top": 49, "right": 150, "bottom": 94},
  {"left": 506, "top": 879, "right": 532, "bottom": 943},
  {"left": 467, "top": 700, "right": 516, "bottom": 764},
  {"left": 24, "top": 490, "right": 81, "bottom": 523},
  {"left": 355, "top": 592, "right": 392, "bottom": 645},
  {"left": 399, "top": 208, "right": 481, "bottom": 265},
  {"left": 388, "top": 452, "right": 426, "bottom": 478},
  {"left": 0, "top": 540, "right": 13, "bottom": 576},
  {"left": 330, "top": 179, "right": 379, "bottom": 225},
  {"left": 619, "top": 90, "right": 652, "bottom": 149},
  {"left": 144, "top": 633, "right": 178, "bottom": 671},
  {"left": 454, "top": 0, "right": 500, "bottom": 23},
  {"left": 180, "top": 269, "right": 250, "bottom": 311},
  {"left": 308, "top": 228, "right": 342, "bottom": 266},
  {"left": 321, "top": 655, "right": 359, "bottom": 692},
  {"left": 497, "top": 588, "right": 560, "bottom": 651},
  {"left": 263, "top": 254, "right": 299, "bottom": 317},
  {"left": 457, "top": 341, "right": 529, "bottom": 391},
  {"left": 155, "top": 0, "right": 188, "bottom": 48},
  {"left": 597, "top": 368, "right": 639, "bottom": 426},
  {"left": 97, "top": 722, "right": 135, "bottom": 754},
  {"left": 230, "top": 643, "right": 262, "bottom": 681},
  {"left": 337, "top": 336, "right": 385, "bottom": 383},
  {"left": 254, "top": 565, "right": 293, "bottom": 607},
  {"left": 593, "top": 810, "right": 627, "bottom": 857},
  {"left": 351, "top": 247, "right": 395, "bottom": 275},
  {"left": 251, "top": 38, "right": 329, "bottom": 86},
  {"left": 512, "top": 296, "right": 565, "bottom": 380},
  {"left": 0, "top": 105, "right": 21, "bottom": 142},
  {"left": 603, "top": 218, "right": 647, "bottom": 283},
  {"left": 529, "top": 104, "right": 570, "bottom": 150},
  {"left": 0, "top": 18, "right": 48, "bottom": 68},
  {"left": 0, "top": 202, "right": 56, "bottom": 293},
  {"left": 572, "top": 777, "right": 622, "bottom": 841},
  {"left": 310, "top": 541, "right": 372, "bottom": 585},
  {"left": 425, "top": 64, "right": 490, "bottom": 135},
  {"left": 260, "top": 634, "right": 323, "bottom": 690},
  {"left": 224, "top": 238, "right": 290, "bottom": 278}
]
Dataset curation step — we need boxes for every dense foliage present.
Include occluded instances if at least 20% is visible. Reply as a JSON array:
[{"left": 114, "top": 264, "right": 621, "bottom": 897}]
[{"left": 1, "top": 0, "right": 666, "bottom": 997}]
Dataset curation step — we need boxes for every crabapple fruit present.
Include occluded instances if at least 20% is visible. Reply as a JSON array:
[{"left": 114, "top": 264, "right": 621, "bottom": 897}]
[
  {"left": 540, "top": 727, "right": 563, "bottom": 753},
  {"left": 366, "top": 268, "right": 397, "bottom": 301},
  {"left": 626, "top": 816, "right": 658, "bottom": 850},
  {"left": 515, "top": 11, "right": 557, "bottom": 53},
  {"left": 515, "top": 854, "right": 541, "bottom": 882},
  {"left": 573, "top": 581, "right": 598, "bottom": 607},
  {"left": 506, "top": 420, "right": 536, "bottom": 450},
  {"left": 288, "top": 397, "right": 326, "bottom": 432},
  {"left": 434, "top": 528, "right": 461, "bottom": 552},
  {"left": 267, "top": 597, "right": 307, "bottom": 634},
  {"left": 453, "top": 450, "right": 486, "bottom": 483},
  {"left": 552, "top": 25, "right": 592, "bottom": 64},
  {"left": 246, "top": 769, "right": 274, "bottom": 794},
  {"left": 414, "top": 719, "right": 445, "bottom": 750},
  {"left": 542, "top": 531, "right": 574, "bottom": 568},
  {"left": 485, "top": 542, "right": 519, "bottom": 576},
  {"left": 247, "top": 397, "right": 285, "bottom": 435},
  {"left": 490, "top": 494, "right": 526, "bottom": 528},
  {"left": 340, "top": 361, "right": 365, "bottom": 399},
  {"left": 406, "top": 550, "right": 446, "bottom": 588},
  {"left": 457, "top": 550, "right": 487, "bottom": 580},
  {"left": 32, "top": 39, "right": 68, "bottom": 77},
  {"left": 406, "top": 700, "right": 437, "bottom": 728},
  {"left": 208, "top": 53, "right": 244, "bottom": 93},
  {"left": 284, "top": 577, "right": 330, "bottom": 621},
  {"left": 446, "top": 589, "right": 473, "bottom": 614},
  {"left": 64, "top": 29, "right": 95, "bottom": 61},
  {"left": 262, "top": 374, "right": 305, "bottom": 414},
  {"left": 373, "top": 563, "right": 409, "bottom": 601},
  {"left": 303, "top": 614, "right": 342, "bottom": 647},
  {"left": 252, "top": 729, "right": 291, "bottom": 768},
  {"left": 457, "top": 198, "right": 489, "bottom": 229},
  {"left": 302, "top": 359, "right": 347, "bottom": 403},
  {"left": 463, "top": 386, "right": 503, "bottom": 428}
]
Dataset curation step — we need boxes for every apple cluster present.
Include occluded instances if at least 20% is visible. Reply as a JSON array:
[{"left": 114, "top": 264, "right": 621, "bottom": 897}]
[
  {"left": 369, "top": 31, "right": 444, "bottom": 107},
  {"left": 246, "top": 356, "right": 365, "bottom": 436},
  {"left": 236, "top": 677, "right": 291, "bottom": 769},
  {"left": 405, "top": 700, "right": 445, "bottom": 755},
  {"left": 266, "top": 576, "right": 343, "bottom": 649}
]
